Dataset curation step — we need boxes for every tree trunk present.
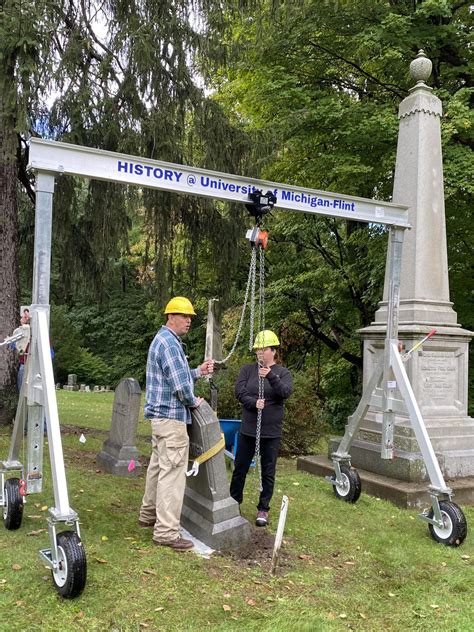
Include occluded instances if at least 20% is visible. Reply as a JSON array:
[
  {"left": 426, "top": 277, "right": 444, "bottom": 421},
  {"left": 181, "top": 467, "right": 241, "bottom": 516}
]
[{"left": 0, "top": 89, "right": 20, "bottom": 425}]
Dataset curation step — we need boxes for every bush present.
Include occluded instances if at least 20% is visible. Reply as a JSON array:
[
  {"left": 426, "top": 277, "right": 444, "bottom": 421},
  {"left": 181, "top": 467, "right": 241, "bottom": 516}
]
[
  {"left": 281, "top": 368, "right": 327, "bottom": 455},
  {"left": 50, "top": 305, "right": 84, "bottom": 384},
  {"left": 319, "top": 358, "right": 361, "bottom": 432},
  {"left": 195, "top": 358, "right": 242, "bottom": 419},
  {"left": 70, "top": 347, "right": 110, "bottom": 385}
]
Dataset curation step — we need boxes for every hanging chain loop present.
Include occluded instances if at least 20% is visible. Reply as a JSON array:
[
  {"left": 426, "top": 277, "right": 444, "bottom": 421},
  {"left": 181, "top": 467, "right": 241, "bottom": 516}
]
[
  {"left": 218, "top": 246, "right": 257, "bottom": 366},
  {"left": 213, "top": 228, "right": 267, "bottom": 493},
  {"left": 254, "top": 246, "right": 266, "bottom": 491}
]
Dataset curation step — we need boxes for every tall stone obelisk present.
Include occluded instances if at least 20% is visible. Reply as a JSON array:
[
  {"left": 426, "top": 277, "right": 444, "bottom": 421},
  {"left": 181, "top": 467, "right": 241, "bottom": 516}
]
[{"left": 354, "top": 51, "right": 474, "bottom": 482}]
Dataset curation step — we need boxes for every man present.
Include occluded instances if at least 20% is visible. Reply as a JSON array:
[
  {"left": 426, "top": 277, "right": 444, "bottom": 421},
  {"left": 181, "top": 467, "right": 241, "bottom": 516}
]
[
  {"left": 17, "top": 308, "right": 30, "bottom": 391},
  {"left": 139, "top": 296, "right": 214, "bottom": 551}
]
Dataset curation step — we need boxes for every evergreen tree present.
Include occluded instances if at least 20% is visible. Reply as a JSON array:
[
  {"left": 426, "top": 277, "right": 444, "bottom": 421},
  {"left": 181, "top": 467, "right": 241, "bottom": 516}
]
[
  {"left": 1, "top": 0, "right": 254, "bottom": 420},
  {"left": 0, "top": 0, "right": 60, "bottom": 423}
]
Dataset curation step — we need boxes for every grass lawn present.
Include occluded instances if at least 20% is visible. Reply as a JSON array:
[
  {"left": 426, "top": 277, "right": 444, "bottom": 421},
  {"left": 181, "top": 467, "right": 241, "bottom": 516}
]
[{"left": 0, "top": 391, "right": 472, "bottom": 631}]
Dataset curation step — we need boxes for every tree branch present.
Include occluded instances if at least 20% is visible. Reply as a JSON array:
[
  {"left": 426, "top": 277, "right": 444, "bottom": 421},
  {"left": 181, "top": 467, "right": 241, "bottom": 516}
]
[
  {"left": 301, "top": 307, "right": 362, "bottom": 368},
  {"left": 307, "top": 39, "right": 406, "bottom": 99}
]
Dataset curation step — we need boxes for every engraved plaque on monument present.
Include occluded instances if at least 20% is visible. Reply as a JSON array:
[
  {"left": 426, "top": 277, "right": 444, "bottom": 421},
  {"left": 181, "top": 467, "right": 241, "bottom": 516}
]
[{"left": 419, "top": 351, "right": 459, "bottom": 411}]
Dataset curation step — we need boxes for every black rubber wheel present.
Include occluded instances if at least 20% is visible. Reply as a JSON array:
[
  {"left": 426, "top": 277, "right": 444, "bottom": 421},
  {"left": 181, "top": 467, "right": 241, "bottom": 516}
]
[
  {"left": 428, "top": 501, "right": 467, "bottom": 547},
  {"left": 3, "top": 478, "right": 24, "bottom": 530},
  {"left": 332, "top": 465, "right": 362, "bottom": 503},
  {"left": 52, "top": 531, "right": 87, "bottom": 598}
]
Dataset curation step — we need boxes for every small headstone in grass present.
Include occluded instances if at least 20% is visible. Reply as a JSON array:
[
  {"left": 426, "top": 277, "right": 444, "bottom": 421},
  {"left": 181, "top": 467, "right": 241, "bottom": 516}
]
[
  {"left": 80, "top": 384, "right": 86, "bottom": 392},
  {"left": 55, "top": 383, "right": 61, "bottom": 390},
  {"left": 94, "top": 385, "right": 100, "bottom": 392},
  {"left": 68, "top": 373, "right": 79, "bottom": 391},
  {"left": 85, "top": 385, "right": 90, "bottom": 393},
  {"left": 96, "top": 378, "right": 142, "bottom": 477}
]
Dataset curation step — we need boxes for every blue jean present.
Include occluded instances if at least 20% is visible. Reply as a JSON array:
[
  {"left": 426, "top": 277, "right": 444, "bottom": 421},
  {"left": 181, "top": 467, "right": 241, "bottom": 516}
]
[{"left": 17, "top": 363, "right": 25, "bottom": 391}]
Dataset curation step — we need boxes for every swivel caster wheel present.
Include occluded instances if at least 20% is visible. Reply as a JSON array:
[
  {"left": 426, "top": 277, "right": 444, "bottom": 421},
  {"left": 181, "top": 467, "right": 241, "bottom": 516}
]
[
  {"left": 428, "top": 501, "right": 467, "bottom": 547},
  {"left": 51, "top": 531, "right": 87, "bottom": 598},
  {"left": 333, "top": 465, "right": 362, "bottom": 503},
  {"left": 3, "top": 478, "right": 24, "bottom": 530}
]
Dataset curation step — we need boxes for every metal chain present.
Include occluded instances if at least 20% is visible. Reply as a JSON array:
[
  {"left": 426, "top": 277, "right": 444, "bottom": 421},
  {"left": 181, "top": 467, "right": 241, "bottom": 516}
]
[
  {"left": 212, "top": 236, "right": 267, "bottom": 492},
  {"left": 249, "top": 246, "right": 257, "bottom": 352},
  {"left": 259, "top": 246, "right": 265, "bottom": 336},
  {"left": 254, "top": 246, "right": 266, "bottom": 492},
  {"left": 254, "top": 383, "right": 264, "bottom": 492},
  {"left": 219, "top": 246, "right": 257, "bottom": 365}
]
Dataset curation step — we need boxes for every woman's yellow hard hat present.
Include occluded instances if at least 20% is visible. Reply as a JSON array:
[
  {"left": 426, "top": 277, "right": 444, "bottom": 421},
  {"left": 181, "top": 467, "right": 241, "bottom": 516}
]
[
  {"left": 253, "top": 330, "right": 280, "bottom": 349},
  {"left": 164, "top": 297, "right": 196, "bottom": 315}
]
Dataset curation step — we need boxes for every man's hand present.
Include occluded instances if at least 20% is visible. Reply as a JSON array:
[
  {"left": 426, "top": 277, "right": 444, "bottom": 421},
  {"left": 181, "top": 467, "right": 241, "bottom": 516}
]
[
  {"left": 200, "top": 358, "right": 214, "bottom": 376},
  {"left": 258, "top": 366, "right": 271, "bottom": 378},
  {"left": 192, "top": 397, "right": 204, "bottom": 408},
  {"left": 256, "top": 398, "right": 265, "bottom": 410}
]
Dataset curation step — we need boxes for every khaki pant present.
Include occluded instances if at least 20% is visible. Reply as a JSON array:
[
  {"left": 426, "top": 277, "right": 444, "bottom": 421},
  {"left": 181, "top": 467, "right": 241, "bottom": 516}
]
[{"left": 139, "top": 419, "right": 189, "bottom": 542}]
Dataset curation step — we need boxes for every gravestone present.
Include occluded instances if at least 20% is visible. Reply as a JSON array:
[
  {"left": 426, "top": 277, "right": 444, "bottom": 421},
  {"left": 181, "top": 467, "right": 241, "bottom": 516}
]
[
  {"left": 85, "top": 385, "right": 90, "bottom": 393},
  {"left": 63, "top": 374, "right": 77, "bottom": 391},
  {"left": 80, "top": 384, "right": 86, "bottom": 392},
  {"left": 181, "top": 400, "right": 251, "bottom": 549},
  {"left": 204, "top": 299, "right": 223, "bottom": 411},
  {"left": 96, "top": 378, "right": 142, "bottom": 477}
]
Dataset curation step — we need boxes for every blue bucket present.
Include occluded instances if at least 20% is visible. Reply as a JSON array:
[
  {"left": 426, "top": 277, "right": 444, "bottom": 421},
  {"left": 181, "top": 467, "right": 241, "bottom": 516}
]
[{"left": 219, "top": 419, "right": 241, "bottom": 453}]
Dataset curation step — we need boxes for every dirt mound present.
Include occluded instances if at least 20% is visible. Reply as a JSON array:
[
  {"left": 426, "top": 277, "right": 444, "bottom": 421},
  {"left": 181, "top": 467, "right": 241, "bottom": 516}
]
[{"left": 218, "top": 527, "right": 284, "bottom": 568}]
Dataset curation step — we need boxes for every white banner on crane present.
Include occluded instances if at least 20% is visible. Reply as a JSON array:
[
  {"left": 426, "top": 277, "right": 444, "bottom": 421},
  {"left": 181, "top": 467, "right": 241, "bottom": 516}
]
[{"left": 28, "top": 138, "right": 408, "bottom": 227}]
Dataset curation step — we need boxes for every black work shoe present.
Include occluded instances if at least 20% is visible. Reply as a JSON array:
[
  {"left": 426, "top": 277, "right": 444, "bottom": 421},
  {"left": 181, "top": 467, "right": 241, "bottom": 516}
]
[{"left": 256, "top": 510, "right": 269, "bottom": 527}]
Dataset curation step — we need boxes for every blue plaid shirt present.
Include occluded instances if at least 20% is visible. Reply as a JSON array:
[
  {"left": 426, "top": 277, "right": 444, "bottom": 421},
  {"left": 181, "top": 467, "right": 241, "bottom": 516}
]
[{"left": 144, "top": 326, "right": 200, "bottom": 424}]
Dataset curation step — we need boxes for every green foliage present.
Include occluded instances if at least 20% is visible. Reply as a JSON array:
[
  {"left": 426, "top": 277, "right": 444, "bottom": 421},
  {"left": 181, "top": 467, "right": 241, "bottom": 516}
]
[
  {"left": 282, "top": 368, "right": 327, "bottom": 454},
  {"left": 70, "top": 347, "right": 110, "bottom": 386},
  {"left": 68, "top": 290, "right": 155, "bottom": 387},
  {"left": 197, "top": 359, "right": 243, "bottom": 420},
  {"left": 318, "top": 357, "right": 361, "bottom": 432},
  {"left": 50, "top": 305, "right": 83, "bottom": 383}
]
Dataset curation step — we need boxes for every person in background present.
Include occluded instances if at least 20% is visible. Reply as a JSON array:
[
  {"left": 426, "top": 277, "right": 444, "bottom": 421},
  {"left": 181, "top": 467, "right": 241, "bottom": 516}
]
[
  {"left": 230, "top": 330, "right": 293, "bottom": 527},
  {"left": 17, "top": 308, "right": 30, "bottom": 391},
  {"left": 139, "top": 297, "right": 214, "bottom": 551}
]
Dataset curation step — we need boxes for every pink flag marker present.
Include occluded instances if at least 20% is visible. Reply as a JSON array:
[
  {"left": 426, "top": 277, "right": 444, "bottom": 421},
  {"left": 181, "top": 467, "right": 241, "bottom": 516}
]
[{"left": 128, "top": 459, "right": 136, "bottom": 472}]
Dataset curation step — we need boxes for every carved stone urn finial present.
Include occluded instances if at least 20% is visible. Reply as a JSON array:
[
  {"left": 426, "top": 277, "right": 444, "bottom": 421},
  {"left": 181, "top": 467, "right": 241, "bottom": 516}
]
[{"left": 409, "top": 50, "right": 432, "bottom": 88}]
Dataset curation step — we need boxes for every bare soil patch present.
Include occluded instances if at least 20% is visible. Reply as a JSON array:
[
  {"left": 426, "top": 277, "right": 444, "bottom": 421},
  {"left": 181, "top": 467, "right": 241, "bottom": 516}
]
[{"left": 219, "top": 526, "right": 292, "bottom": 571}]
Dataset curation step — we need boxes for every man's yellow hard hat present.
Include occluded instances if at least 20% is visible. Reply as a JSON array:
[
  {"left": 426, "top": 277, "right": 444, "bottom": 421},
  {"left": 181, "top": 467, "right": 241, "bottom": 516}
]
[
  {"left": 164, "top": 296, "right": 196, "bottom": 316},
  {"left": 253, "top": 330, "right": 280, "bottom": 349}
]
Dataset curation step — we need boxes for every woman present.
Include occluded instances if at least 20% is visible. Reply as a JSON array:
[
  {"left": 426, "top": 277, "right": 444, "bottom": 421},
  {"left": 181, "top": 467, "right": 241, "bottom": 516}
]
[{"left": 230, "top": 330, "right": 293, "bottom": 526}]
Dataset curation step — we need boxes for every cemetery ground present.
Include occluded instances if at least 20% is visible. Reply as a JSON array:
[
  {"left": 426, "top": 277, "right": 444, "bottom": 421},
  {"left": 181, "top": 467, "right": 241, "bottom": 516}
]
[{"left": 0, "top": 392, "right": 473, "bottom": 632}]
